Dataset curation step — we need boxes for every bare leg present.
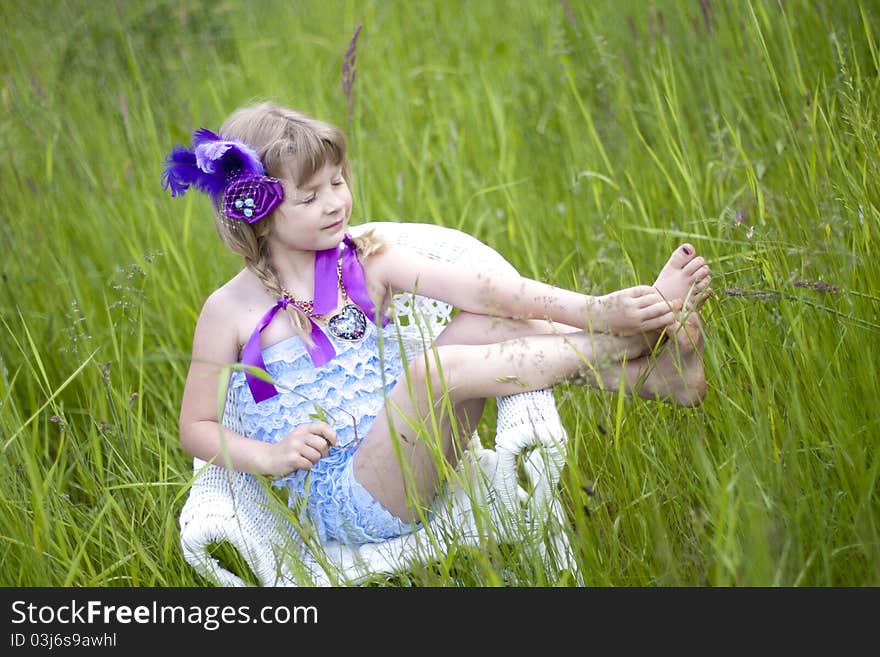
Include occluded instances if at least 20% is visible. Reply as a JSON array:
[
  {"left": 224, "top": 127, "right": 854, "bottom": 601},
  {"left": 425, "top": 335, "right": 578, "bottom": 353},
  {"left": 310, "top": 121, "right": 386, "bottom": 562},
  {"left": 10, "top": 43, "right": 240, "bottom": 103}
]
[
  {"left": 351, "top": 247, "right": 712, "bottom": 522},
  {"left": 441, "top": 310, "right": 707, "bottom": 406},
  {"left": 409, "top": 309, "right": 658, "bottom": 462},
  {"left": 354, "top": 311, "right": 705, "bottom": 521},
  {"left": 353, "top": 311, "right": 593, "bottom": 508},
  {"left": 423, "top": 311, "right": 613, "bottom": 466}
]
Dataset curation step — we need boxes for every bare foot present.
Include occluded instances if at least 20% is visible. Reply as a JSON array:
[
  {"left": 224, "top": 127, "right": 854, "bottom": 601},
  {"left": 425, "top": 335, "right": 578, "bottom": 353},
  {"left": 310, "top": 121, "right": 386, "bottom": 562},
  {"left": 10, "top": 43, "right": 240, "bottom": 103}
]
[
  {"left": 653, "top": 244, "right": 712, "bottom": 311},
  {"left": 635, "top": 310, "right": 706, "bottom": 406}
]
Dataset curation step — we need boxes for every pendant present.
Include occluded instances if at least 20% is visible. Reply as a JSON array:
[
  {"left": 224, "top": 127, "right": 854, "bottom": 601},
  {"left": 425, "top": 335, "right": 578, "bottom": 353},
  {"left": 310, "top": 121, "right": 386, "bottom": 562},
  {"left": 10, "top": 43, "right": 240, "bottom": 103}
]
[{"left": 327, "top": 304, "right": 368, "bottom": 341}]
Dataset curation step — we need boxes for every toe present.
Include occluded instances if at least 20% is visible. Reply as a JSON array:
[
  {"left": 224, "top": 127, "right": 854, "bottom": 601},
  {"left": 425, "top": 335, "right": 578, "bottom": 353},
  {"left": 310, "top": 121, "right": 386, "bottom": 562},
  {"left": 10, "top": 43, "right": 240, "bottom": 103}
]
[
  {"left": 690, "top": 286, "right": 712, "bottom": 311},
  {"left": 668, "top": 243, "right": 697, "bottom": 268},
  {"left": 683, "top": 257, "right": 707, "bottom": 277}
]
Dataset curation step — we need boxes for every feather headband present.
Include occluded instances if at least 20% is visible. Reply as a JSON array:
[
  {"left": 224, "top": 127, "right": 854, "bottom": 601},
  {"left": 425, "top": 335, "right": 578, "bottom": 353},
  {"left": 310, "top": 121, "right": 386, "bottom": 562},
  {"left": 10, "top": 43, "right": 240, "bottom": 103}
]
[{"left": 161, "top": 128, "right": 284, "bottom": 223}]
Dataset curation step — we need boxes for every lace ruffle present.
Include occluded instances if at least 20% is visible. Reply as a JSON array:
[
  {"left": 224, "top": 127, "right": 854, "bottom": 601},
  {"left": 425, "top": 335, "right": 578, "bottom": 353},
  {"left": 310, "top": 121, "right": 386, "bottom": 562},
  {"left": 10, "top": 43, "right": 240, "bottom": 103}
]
[
  {"left": 226, "top": 323, "right": 403, "bottom": 445},
  {"left": 294, "top": 450, "right": 414, "bottom": 543},
  {"left": 224, "top": 322, "right": 407, "bottom": 543}
]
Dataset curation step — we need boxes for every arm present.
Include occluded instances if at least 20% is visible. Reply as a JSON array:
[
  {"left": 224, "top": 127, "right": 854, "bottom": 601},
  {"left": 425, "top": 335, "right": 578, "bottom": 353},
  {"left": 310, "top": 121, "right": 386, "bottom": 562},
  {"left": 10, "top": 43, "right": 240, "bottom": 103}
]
[
  {"left": 366, "top": 244, "right": 676, "bottom": 334},
  {"left": 178, "top": 292, "right": 337, "bottom": 478}
]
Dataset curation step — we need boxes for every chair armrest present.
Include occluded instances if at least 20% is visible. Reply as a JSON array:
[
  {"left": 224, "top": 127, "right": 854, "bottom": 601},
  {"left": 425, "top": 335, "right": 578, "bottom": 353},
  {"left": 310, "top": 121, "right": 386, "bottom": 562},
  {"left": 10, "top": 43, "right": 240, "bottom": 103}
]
[
  {"left": 179, "top": 460, "right": 302, "bottom": 587},
  {"left": 492, "top": 390, "right": 568, "bottom": 525}
]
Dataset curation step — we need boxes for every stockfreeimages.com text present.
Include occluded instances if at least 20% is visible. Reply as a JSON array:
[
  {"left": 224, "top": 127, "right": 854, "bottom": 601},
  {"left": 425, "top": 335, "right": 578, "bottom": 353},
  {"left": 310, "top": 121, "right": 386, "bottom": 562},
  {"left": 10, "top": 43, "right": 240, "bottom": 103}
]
[{"left": 11, "top": 599, "right": 317, "bottom": 631}]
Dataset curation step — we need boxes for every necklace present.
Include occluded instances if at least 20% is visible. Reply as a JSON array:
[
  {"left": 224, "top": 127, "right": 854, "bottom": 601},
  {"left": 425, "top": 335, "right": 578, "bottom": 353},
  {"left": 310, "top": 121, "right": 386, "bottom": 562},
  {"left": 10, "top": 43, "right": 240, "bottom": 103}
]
[{"left": 282, "top": 260, "right": 368, "bottom": 342}]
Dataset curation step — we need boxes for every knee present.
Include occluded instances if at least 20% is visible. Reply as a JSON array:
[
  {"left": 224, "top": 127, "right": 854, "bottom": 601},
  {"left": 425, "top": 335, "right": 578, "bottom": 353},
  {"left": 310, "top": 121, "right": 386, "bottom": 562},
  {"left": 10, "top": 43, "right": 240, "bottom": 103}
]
[{"left": 406, "top": 345, "right": 469, "bottom": 402}]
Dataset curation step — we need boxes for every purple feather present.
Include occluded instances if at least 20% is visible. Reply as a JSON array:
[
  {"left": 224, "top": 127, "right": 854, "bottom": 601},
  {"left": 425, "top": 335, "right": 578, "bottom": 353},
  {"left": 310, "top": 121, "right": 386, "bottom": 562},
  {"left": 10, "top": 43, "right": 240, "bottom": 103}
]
[
  {"left": 161, "top": 146, "right": 200, "bottom": 197},
  {"left": 161, "top": 128, "right": 266, "bottom": 200},
  {"left": 192, "top": 128, "right": 222, "bottom": 146}
]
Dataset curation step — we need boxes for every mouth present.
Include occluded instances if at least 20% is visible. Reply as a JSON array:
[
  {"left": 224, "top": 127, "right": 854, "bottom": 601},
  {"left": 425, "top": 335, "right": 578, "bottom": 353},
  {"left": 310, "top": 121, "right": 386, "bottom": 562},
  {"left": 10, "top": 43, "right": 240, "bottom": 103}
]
[{"left": 323, "top": 219, "right": 345, "bottom": 231}]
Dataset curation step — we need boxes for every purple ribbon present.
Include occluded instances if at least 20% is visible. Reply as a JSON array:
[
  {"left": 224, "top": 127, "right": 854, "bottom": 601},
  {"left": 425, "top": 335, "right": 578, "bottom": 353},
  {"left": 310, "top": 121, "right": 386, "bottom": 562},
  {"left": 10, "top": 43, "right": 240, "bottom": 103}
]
[{"left": 242, "top": 234, "right": 388, "bottom": 402}]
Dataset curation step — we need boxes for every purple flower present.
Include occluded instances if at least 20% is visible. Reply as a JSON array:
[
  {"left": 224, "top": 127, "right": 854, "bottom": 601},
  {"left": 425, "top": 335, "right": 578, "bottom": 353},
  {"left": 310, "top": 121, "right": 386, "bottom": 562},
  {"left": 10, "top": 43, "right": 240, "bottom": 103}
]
[{"left": 223, "top": 175, "right": 285, "bottom": 223}]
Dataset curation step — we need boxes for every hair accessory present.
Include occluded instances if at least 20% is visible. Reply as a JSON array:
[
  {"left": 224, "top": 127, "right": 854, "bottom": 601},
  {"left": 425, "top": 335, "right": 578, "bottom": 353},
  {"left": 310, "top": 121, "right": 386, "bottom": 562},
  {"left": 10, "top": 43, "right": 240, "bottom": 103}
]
[
  {"left": 223, "top": 175, "right": 284, "bottom": 223},
  {"left": 162, "top": 128, "right": 284, "bottom": 222}
]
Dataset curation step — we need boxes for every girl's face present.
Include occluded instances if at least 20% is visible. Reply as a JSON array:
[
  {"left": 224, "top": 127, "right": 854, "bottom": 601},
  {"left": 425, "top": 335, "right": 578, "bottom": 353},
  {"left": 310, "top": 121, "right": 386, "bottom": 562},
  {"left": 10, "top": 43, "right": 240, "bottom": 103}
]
[{"left": 269, "top": 160, "right": 352, "bottom": 254}]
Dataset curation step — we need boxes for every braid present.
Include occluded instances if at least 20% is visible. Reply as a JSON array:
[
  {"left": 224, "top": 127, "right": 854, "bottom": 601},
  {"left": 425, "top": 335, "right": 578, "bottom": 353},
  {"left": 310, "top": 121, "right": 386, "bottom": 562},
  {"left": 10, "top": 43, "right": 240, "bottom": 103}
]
[{"left": 246, "top": 240, "right": 312, "bottom": 337}]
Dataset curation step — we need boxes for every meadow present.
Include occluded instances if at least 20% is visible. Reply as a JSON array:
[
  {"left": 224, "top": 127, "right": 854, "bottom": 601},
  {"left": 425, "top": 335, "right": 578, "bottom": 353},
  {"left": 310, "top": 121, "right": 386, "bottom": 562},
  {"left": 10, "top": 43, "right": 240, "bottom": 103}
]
[{"left": 1, "top": 0, "right": 878, "bottom": 587}]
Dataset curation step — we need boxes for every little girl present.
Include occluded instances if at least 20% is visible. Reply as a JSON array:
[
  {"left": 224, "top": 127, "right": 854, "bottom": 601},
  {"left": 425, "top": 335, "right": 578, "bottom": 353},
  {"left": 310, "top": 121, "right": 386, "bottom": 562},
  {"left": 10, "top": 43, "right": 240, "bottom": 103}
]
[{"left": 166, "top": 102, "right": 711, "bottom": 545}]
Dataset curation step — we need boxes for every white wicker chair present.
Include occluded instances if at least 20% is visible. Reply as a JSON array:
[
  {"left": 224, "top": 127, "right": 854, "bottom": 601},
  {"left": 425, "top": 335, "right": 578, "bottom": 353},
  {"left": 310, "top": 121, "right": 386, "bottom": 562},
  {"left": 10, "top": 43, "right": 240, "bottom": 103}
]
[{"left": 178, "top": 221, "right": 580, "bottom": 586}]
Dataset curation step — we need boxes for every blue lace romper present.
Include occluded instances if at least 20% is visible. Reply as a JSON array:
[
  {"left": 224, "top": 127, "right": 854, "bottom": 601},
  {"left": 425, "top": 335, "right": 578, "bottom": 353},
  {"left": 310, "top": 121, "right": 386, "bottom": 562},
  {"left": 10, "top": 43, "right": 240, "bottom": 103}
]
[{"left": 225, "top": 321, "right": 415, "bottom": 545}]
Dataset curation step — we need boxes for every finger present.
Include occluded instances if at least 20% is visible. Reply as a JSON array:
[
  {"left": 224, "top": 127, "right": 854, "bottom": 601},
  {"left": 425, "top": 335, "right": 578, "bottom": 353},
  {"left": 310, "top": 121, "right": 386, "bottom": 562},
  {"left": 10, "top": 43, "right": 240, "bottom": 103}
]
[
  {"left": 305, "top": 433, "right": 332, "bottom": 454},
  {"left": 640, "top": 292, "right": 681, "bottom": 310},
  {"left": 624, "top": 285, "right": 653, "bottom": 299},
  {"left": 303, "top": 421, "right": 333, "bottom": 433},
  {"left": 643, "top": 298, "right": 681, "bottom": 317},
  {"left": 304, "top": 422, "right": 338, "bottom": 446},
  {"left": 640, "top": 311, "right": 677, "bottom": 332},
  {"left": 316, "top": 425, "right": 338, "bottom": 446},
  {"left": 633, "top": 284, "right": 657, "bottom": 296},
  {"left": 299, "top": 445, "right": 324, "bottom": 464},
  {"left": 636, "top": 292, "right": 664, "bottom": 308}
]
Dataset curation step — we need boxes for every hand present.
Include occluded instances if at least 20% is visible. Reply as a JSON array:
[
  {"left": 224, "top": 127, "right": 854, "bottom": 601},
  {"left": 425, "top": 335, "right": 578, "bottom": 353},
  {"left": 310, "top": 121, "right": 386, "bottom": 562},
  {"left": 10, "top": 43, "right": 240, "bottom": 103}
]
[
  {"left": 591, "top": 285, "right": 681, "bottom": 335},
  {"left": 262, "top": 421, "right": 339, "bottom": 478}
]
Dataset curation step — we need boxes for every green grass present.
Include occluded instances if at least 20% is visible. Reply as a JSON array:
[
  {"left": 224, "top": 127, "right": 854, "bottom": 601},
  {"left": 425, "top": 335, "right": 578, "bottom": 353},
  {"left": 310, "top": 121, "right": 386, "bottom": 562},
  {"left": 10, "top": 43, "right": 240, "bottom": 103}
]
[{"left": 1, "top": 0, "right": 878, "bottom": 586}]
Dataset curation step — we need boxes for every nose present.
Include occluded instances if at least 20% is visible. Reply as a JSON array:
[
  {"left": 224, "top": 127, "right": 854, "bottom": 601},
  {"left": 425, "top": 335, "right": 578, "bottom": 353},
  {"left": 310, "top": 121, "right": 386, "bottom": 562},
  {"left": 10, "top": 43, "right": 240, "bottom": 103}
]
[{"left": 324, "top": 188, "right": 345, "bottom": 214}]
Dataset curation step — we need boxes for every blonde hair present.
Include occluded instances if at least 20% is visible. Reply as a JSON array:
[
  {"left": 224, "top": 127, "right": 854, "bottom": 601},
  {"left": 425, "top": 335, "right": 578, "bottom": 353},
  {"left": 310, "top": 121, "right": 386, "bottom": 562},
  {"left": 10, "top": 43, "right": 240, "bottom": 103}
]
[{"left": 211, "top": 102, "right": 382, "bottom": 336}]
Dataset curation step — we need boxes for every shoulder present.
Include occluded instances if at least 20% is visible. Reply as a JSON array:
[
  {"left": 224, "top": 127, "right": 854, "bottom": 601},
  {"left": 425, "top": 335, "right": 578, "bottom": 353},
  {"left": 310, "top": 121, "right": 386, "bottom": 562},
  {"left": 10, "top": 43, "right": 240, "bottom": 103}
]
[
  {"left": 192, "top": 270, "right": 270, "bottom": 360},
  {"left": 358, "top": 241, "right": 413, "bottom": 291},
  {"left": 361, "top": 239, "right": 443, "bottom": 284},
  {"left": 198, "top": 272, "right": 249, "bottom": 326}
]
